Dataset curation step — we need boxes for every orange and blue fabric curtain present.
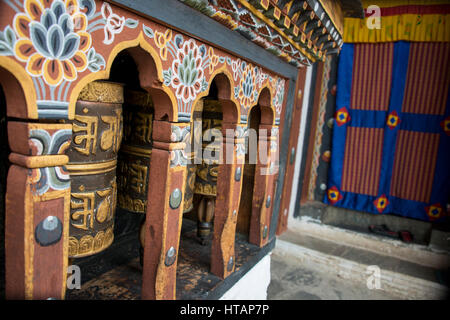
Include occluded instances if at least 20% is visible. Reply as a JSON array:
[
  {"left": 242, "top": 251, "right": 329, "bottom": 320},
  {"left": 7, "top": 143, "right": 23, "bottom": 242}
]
[
  {"left": 326, "top": 41, "right": 449, "bottom": 222},
  {"left": 325, "top": 1, "right": 450, "bottom": 222}
]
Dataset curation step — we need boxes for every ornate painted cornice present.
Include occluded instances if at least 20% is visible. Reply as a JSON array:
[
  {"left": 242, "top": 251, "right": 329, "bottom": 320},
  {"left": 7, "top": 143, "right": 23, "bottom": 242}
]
[{"left": 178, "top": 0, "right": 354, "bottom": 66}]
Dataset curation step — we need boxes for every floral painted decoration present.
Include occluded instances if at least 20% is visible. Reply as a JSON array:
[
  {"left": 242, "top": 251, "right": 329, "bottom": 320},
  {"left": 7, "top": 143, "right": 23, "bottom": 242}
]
[
  {"left": 171, "top": 38, "right": 206, "bottom": 104},
  {"left": 13, "top": 0, "right": 94, "bottom": 86},
  {"left": 101, "top": 2, "right": 138, "bottom": 45},
  {"left": 1, "top": 0, "right": 106, "bottom": 90},
  {"left": 1, "top": 0, "right": 287, "bottom": 121},
  {"left": 273, "top": 78, "right": 285, "bottom": 115},
  {"left": 237, "top": 64, "right": 257, "bottom": 110}
]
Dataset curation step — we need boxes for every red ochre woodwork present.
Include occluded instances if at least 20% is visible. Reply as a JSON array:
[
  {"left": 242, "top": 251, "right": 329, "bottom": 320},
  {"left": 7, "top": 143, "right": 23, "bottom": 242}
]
[
  {"left": 276, "top": 67, "right": 307, "bottom": 235},
  {"left": 6, "top": 121, "right": 72, "bottom": 300},
  {"left": 248, "top": 123, "right": 278, "bottom": 247},
  {"left": 0, "top": 0, "right": 288, "bottom": 300}
]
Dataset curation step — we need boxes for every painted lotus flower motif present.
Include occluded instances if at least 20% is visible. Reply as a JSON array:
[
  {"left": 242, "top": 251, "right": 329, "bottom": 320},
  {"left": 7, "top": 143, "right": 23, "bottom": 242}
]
[
  {"left": 238, "top": 65, "right": 256, "bottom": 110},
  {"left": 171, "top": 39, "right": 205, "bottom": 104},
  {"left": 13, "top": 0, "right": 91, "bottom": 86}
]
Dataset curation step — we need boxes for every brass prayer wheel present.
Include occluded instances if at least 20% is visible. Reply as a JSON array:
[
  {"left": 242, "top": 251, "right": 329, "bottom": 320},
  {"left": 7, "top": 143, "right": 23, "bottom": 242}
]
[
  {"left": 117, "top": 89, "right": 154, "bottom": 213},
  {"left": 183, "top": 104, "right": 203, "bottom": 214},
  {"left": 194, "top": 99, "right": 222, "bottom": 197},
  {"left": 66, "top": 81, "right": 124, "bottom": 258},
  {"left": 195, "top": 99, "right": 222, "bottom": 242},
  {"left": 184, "top": 162, "right": 197, "bottom": 213}
]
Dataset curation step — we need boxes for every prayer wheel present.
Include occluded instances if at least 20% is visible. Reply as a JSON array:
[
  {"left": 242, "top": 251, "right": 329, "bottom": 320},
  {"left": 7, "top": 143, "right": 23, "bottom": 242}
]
[
  {"left": 66, "top": 81, "right": 124, "bottom": 258},
  {"left": 115, "top": 89, "right": 153, "bottom": 265},
  {"left": 194, "top": 99, "right": 222, "bottom": 197},
  {"left": 117, "top": 89, "right": 154, "bottom": 214},
  {"left": 184, "top": 160, "right": 197, "bottom": 213},
  {"left": 184, "top": 103, "right": 203, "bottom": 214},
  {"left": 195, "top": 99, "right": 222, "bottom": 241}
]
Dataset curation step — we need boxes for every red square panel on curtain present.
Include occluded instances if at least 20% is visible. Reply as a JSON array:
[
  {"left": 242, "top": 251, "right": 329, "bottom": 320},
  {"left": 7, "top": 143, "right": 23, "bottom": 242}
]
[
  {"left": 402, "top": 43, "right": 450, "bottom": 115},
  {"left": 341, "top": 127, "right": 384, "bottom": 196},
  {"left": 390, "top": 130, "right": 440, "bottom": 203},
  {"left": 350, "top": 43, "right": 394, "bottom": 111}
]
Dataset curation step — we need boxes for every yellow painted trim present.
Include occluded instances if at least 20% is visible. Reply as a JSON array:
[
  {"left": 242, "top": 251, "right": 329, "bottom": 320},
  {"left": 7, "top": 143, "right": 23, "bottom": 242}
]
[
  {"left": 66, "top": 159, "right": 117, "bottom": 175},
  {"left": 39, "top": 189, "right": 69, "bottom": 201},
  {"left": 8, "top": 153, "right": 69, "bottom": 168},
  {"left": 24, "top": 182, "right": 33, "bottom": 299},
  {"left": 247, "top": 85, "right": 276, "bottom": 125},
  {"left": 61, "top": 188, "right": 70, "bottom": 299},
  {"left": 191, "top": 65, "right": 241, "bottom": 124},
  {"left": 68, "top": 32, "right": 177, "bottom": 121},
  {"left": 28, "top": 123, "right": 72, "bottom": 130},
  {"left": 0, "top": 57, "right": 38, "bottom": 119}
]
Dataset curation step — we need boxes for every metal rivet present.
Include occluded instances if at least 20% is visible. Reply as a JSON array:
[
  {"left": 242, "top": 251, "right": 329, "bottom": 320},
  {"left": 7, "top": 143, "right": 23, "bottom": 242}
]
[
  {"left": 35, "top": 216, "right": 62, "bottom": 247},
  {"left": 327, "top": 118, "right": 334, "bottom": 129},
  {"left": 235, "top": 167, "right": 241, "bottom": 181},
  {"left": 263, "top": 225, "right": 268, "bottom": 239},
  {"left": 233, "top": 210, "right": 237, "bottom": 216},
  {"left": 283, "top": 209, "right": 287, "bottom": 216},
  {"left": 169, "top": 188, "right": 182, "bottom": 209},
  {"left": 227, "top": 256, "right": 234, "bottom": 272},
  {"left": 165, "top": 246, "right": 176, "bottom": 267},
  {"left": 43, "top": 216, "right": 58, "bottom": 231},
  {"left": 266, "top": 195, "right": 271, "bottom": 208}
]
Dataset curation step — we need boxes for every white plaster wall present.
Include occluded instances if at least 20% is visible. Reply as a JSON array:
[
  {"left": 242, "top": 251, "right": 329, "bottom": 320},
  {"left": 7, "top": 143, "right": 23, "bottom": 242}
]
[{"left": 219, "top": 254, "right": 271, "bottom": 300}]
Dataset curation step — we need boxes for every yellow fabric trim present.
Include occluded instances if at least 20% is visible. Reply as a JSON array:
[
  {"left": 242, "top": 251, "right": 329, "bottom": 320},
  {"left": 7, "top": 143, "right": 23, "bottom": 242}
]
[
  {"left": 344, "top": 14, "right": 450, "bottom": 43},
  {"left": 361, "top": 0, "right": 450, "bottom": 8}
]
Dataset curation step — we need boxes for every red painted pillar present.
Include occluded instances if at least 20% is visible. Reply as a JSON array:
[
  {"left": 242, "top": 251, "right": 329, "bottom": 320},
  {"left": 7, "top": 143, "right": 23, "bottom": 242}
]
[
  {"left": 210, "top": 122, "right": 245, "bottom": 279},
  {"left": 5, "top": 121, "right": 72, "bottom": 300},
  {"left": 249, "top": 124, "right": 278, "bottom": 247},
  {"left": 141, "top": 120, "right": 189, "bottom": 300}
]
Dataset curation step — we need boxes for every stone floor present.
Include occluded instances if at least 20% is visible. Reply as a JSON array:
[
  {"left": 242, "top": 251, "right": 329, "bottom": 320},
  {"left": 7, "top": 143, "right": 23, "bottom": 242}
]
[{"left": 267, "top": 251, "right": 401, "bottom": 300}]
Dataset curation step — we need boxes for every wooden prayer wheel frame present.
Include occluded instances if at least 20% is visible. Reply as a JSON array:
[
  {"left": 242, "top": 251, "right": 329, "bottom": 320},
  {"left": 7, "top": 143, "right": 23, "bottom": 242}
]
[{"left": 0, "top": 0, "right": 320, "bottom": 300}]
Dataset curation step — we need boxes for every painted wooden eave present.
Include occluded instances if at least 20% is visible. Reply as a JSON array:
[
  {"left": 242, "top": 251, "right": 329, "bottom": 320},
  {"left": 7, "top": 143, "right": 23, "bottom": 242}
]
[{"left": 178, "top": 0, "right": 359, "bottom": 67}]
